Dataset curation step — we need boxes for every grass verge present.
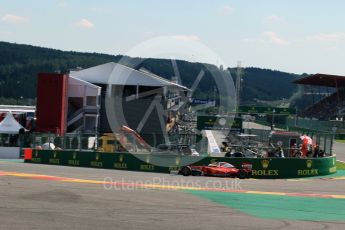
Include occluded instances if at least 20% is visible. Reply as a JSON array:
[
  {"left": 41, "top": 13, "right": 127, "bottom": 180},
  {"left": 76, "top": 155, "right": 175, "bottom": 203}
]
[
  {"left": 336, "top": 161, "right": 345, "bottom": 170},
  {"left": 335, "top": 139, "right": 345, "bottom": 143}
]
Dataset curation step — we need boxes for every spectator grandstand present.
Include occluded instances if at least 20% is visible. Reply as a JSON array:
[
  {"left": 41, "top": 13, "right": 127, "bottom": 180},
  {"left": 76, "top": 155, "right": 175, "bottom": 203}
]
[{"left": 294, "top": 74, "right": 345, "bottom": 120}]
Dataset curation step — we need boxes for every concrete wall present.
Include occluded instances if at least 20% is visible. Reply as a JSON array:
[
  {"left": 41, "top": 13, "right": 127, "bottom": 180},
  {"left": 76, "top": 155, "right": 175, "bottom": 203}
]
[{"left": 0, "top": 147, "right": 19, "bottom": 159}]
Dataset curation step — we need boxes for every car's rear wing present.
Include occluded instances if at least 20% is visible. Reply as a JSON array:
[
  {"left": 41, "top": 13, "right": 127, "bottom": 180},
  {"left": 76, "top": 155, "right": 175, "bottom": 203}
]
[{"left": 241, "top": 162, "right": 253, "bottom": 171}]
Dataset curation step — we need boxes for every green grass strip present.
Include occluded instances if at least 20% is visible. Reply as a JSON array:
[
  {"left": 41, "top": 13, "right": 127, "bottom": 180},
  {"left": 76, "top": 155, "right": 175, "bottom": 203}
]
[
  {"left": 0, "top": 159, "right": 24, "bottom": 163},
  {"left": 336, "top": 161, "right": 345, "bottom": 170},
  {"left": 335, "top": 139, "right": 345, "bottom": 143}
]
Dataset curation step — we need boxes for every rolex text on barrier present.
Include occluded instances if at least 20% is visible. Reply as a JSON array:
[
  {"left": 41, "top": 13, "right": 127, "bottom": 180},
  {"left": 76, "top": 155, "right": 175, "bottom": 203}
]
[{"left": 25, "top": 150, "right": 337, "bottom": 179}]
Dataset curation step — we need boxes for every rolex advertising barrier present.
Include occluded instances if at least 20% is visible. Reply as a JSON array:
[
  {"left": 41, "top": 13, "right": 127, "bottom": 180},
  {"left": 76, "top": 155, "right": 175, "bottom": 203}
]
[{"left": 24, "top": 149, "right": 337, "bottom": 179}]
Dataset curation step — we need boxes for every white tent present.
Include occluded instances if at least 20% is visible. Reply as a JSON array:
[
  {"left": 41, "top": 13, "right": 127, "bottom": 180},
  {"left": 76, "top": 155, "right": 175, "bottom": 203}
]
[{"left": 0, "top": 111, "right": 26, "bottom": 134}]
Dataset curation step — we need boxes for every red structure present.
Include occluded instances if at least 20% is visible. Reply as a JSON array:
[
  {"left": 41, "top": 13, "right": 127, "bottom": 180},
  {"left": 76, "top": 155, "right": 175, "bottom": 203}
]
[{"left": 35, "top": 73, "right": 69, "bottom": 135}]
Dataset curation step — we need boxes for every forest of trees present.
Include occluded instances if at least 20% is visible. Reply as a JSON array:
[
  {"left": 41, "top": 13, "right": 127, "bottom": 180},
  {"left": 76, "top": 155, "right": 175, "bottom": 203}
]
[
  {"left": 229, "top": 67, "right": 301, "bottom": 104},
  {"left": 0, "top": 41, "right": 303, "bottom": 107}
]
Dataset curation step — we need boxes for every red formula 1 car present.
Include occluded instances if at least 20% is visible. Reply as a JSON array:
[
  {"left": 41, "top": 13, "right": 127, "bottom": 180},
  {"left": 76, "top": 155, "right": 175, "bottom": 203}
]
[{"left": 179, "top": 162, "right": 252, "bottom": 179}]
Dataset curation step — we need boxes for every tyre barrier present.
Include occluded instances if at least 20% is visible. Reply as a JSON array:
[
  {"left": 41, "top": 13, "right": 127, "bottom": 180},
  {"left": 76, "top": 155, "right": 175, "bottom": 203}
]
[{"left": 24, "top": 149, "right": 337, "bottom": 179}]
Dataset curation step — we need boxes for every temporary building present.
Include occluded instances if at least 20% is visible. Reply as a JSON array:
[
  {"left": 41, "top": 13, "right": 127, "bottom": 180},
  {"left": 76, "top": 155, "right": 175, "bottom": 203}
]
[
  {"left": 67, "top": 76, "right": 101, "bottom": 133},
  {"left": 70, "top": 62, "right": 188, "bottom": 89},
  {"left": 0, "top": 111, "right": 26, "bottom": 134}
]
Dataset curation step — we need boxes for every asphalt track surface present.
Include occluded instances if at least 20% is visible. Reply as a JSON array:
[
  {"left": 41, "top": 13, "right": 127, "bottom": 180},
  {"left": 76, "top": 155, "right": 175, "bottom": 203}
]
[
  {"left": 333, "top": 141, "right": 345, "bottom": 162},
  {"left": 1, "top": 160, "right": 345, "bottom": 230}
]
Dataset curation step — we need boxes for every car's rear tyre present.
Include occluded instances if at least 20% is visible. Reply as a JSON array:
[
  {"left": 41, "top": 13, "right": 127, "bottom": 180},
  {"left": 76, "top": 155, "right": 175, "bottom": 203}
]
[
  {"left": 181, "top": 166, "right": 192, "bottom": 176},
  {"left": 238, "top": 170, "right": 247, "bottom": 179}
]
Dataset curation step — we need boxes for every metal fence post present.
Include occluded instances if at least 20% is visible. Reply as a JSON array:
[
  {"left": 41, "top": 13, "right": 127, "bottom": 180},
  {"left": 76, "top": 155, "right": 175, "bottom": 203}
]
[
  {"left": 79, "top": 132, "right": 81, "bottom": 151},
  {"left": 48, "top": 132, "right": 51, "bottom": 149}
]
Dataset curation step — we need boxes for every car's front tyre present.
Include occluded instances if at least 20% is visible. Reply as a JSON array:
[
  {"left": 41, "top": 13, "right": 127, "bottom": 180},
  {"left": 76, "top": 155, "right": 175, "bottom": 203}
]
[{"left": 181, "top": 166, "right": 192, "bottom": 176}]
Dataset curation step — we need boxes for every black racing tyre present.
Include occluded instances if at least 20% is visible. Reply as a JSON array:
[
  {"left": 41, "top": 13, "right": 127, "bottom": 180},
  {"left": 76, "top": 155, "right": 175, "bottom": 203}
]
[
  {"left": 181, "top": 166, "right": 192, "bottom": 176},
  {"left": 191, "top": 170, "right": 202, "bottom": 176},
  {"left": 237, "top": 169, "right": 247, "bottom": 179},
  {"left": 234, "top": 152, "right": 245, "bottom": 158}
]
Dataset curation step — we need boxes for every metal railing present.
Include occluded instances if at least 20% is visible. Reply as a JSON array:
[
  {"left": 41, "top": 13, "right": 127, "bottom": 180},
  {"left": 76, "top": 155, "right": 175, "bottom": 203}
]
[{"left": 26, "top": 132, "right": 208, "bottom": 155}]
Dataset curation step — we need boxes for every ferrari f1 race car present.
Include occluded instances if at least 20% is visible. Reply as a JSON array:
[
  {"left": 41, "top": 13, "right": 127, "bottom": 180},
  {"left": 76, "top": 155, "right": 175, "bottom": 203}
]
[{"left": 179, "top": 162, "right": 252, "bottom": 179}]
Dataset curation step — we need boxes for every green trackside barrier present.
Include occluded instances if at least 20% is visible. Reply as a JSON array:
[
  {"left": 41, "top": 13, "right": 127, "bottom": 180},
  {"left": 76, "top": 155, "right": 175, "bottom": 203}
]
[{"left": 25, "top": 150, "right": 337, "bottom": 179}]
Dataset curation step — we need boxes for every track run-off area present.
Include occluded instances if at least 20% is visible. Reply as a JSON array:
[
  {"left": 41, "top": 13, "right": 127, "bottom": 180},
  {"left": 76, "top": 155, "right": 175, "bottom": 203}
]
[{"left": 1, "top": 159, "right": 345, "bottom": 229}]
